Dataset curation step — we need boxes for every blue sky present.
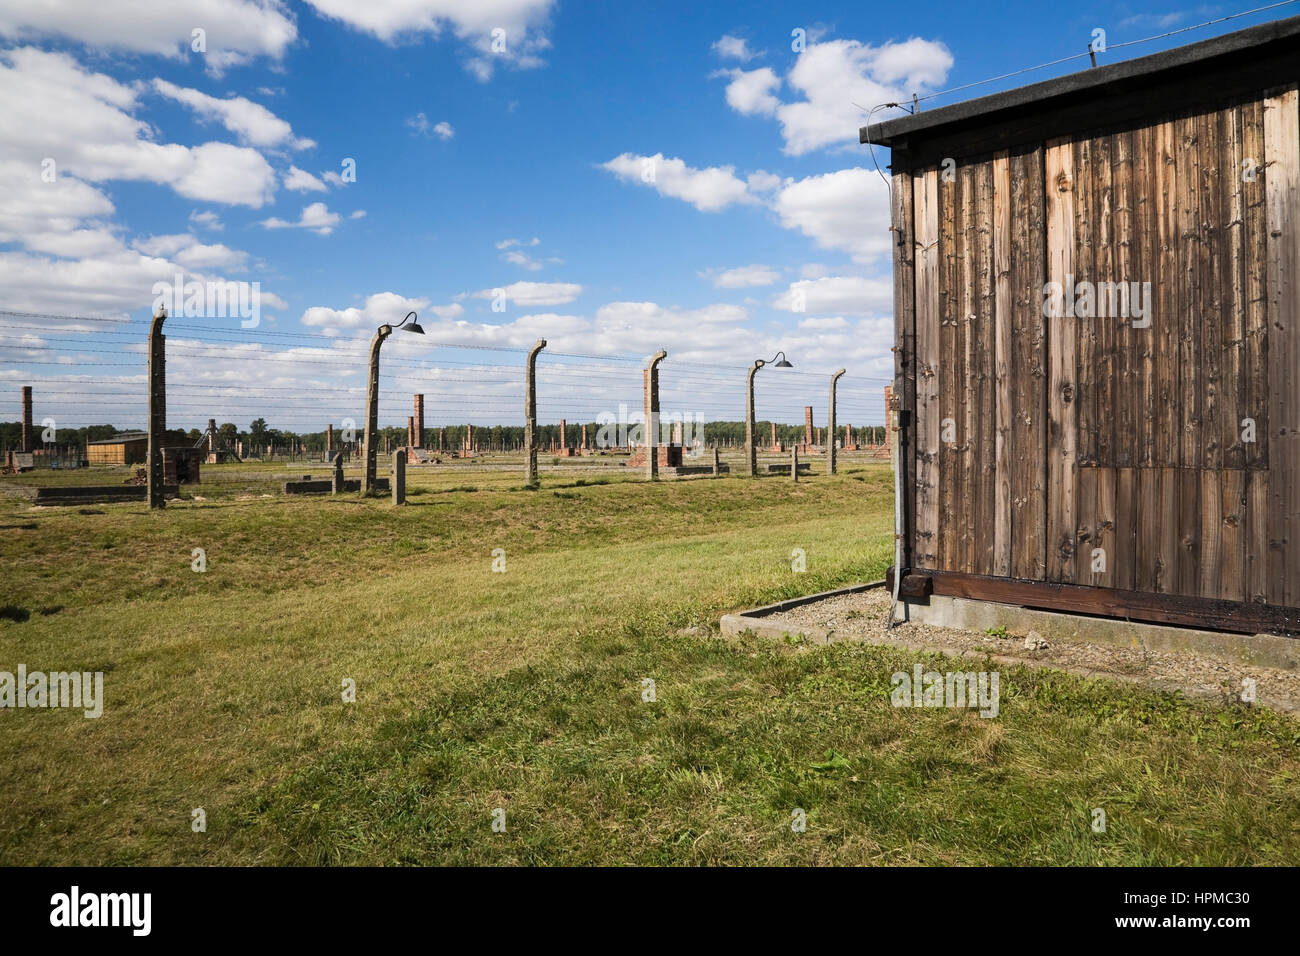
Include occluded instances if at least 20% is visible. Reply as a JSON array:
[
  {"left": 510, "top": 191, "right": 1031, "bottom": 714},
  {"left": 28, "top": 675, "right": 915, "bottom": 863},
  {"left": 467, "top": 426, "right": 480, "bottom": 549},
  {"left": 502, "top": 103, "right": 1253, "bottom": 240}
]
[{"left": 1, "top": 0, "right": 1294, "bottom": 432}]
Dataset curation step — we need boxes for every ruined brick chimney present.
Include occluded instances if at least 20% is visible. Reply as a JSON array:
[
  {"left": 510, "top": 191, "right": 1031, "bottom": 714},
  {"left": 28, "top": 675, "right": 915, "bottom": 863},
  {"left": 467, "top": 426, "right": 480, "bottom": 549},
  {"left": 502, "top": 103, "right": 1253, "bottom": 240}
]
[{"left": 21, "top": 386, "right": 33, "bottom": 452}]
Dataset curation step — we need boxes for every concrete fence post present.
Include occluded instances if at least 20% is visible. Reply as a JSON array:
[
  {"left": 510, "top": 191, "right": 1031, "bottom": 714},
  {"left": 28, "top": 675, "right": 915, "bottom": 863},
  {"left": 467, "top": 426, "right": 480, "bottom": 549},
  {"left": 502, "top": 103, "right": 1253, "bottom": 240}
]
[
  {"left": 791, "top": 445, "right": 799, "bottom": 482},
  {"left": 361, "top": 323, "right": 393, "bottom": 496},
  {"left": 713, "top": 446, "right": 721, "bottom": 476},
  {"left": 746, "top": 360, "right": 763, "bottom": 478},
  {"left": 147, "top": 306, "right": 167, "bottom": 510},
  {"left": 331, "top": 453, "right": 344, "bottom": 494},
  {"left": 646, "top": 349, "right": 667, "bottom": 481},
  {"left": 829, "top": 367, "right": 846, "bottom": 475},
  {"left": 392, "top": 450, "right": 405, "bottom": 506},
  {"left": 525, "top": 338, "right": 546, "bottom": 487}
]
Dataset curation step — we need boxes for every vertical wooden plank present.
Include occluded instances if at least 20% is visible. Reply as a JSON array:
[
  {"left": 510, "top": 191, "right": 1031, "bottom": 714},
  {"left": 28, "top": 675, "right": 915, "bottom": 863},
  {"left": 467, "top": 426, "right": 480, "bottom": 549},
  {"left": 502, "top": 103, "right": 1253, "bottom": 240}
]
[
  {"left": 1046, "top": 137, "right": 1078, "bottom": 582},
  {"left": 959, "top": 160, "right": 978, "bottom": 574},
  {"left": 1199, "top": 108, "right": 1224, "bottom": 475},
  {"left": 1243, "top": 97, "right": 1269, "bottom": 472},
  {"left": 1074, "top": 136, "right": 1096, "bottom": 469},
  {"left": 1246, "top": 469, "right": 1270, "bottom": 603},
  {"left": 1199, "top": 469, "right": 1223, "bottom": 600},
  {"left": 1027, "top": 147, "right": 1049, "bottom": 581},
  {"left": 1222, "top": 103, "right": 1248, "bottom": 473},
  {"left": 1159, "top": 467, "right": 1180, "bottom": 594},
  {"left": 912, "top": 169, "right": 941, "bottom": 569},
  {"left": 1136, "top": 467, "right": 1161, "bottom": 592},
  {"left": 1219, "top": 469, "right": 1245, "bottom": 603},
  {"left": 937, "top": 162, "right": 959, "bottom": 571},
  {"left": 1178, "top": 467, "right": 1201, "bottom": 597},
  {"left": 1094, "top": 131, "right": 1115, "bottom": 470},
  {"left": 1075, "top": 466, "right": 1098, "bottom": 584},
  {"left": 1115, "top": 467, "right": 1137, "bottom": 591},
  {"left": 1154, "top": 119, "right": 1179, "bottom": 468},
  {"left": 892, "top": 167, "right": 917, "bottom": 568},
  {"left": 1113, "top": 128, "right": 1136, "bottom": 470},
  {"left": 1010, "top": 145, "right": 1048, "bottom": 581},
  {"left": 975, "top": 157, "right": 997, "bottom": 576},
  {"left": 1133, "top": 123, "right": 1157, "bottom": 468},
  {"left": 1264, "top": 86, "right": 1300, "bottom": 607},
  {"left": 993, "top": 152, "right": 1013, "bottom": 577},
  {"left": 1175, "top": 111, "right": 1202, "bottom": 473},
  {"left": 1096, "top": 467, "right": 1116, "bottom": 588}
]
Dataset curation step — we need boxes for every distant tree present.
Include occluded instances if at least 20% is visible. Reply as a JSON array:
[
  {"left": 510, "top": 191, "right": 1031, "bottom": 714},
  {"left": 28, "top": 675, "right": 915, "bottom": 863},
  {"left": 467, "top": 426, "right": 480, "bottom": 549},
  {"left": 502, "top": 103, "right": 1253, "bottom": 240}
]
[
  {"left": 217, "top": 423, "right": 238, "bottom": 447},
  {"left": 248, "top": 418, "right": 268, "bottom": 449}
]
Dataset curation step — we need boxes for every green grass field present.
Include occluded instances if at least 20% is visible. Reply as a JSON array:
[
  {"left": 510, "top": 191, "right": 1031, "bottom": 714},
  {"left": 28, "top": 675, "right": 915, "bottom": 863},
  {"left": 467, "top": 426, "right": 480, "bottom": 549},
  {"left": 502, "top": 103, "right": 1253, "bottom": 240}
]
[{"left": 1, "top": 462, "right": 1297, "bottom": 865}]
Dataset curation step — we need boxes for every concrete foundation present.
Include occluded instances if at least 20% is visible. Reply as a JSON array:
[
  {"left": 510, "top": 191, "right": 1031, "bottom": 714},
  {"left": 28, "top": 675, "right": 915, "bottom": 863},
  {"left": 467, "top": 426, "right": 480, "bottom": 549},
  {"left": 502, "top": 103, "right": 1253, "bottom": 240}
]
[{"left": 897, "top": 594, "right": 1300, "bottom": 671}]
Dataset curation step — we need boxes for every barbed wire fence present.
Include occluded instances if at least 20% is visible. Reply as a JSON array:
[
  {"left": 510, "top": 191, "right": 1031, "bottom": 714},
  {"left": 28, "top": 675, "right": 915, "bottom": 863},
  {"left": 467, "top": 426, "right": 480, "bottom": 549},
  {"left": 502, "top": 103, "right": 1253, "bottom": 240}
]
[{"left": 0, "top": 309, "right": 891, "bottom": 486}]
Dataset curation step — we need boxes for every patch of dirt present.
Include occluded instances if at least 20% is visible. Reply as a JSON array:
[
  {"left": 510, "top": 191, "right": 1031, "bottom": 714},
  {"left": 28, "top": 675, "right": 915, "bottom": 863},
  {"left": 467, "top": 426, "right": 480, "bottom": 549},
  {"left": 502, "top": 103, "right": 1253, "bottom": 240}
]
[{"left": 766, "top": 587, "right": 1300, "bottom": 714}]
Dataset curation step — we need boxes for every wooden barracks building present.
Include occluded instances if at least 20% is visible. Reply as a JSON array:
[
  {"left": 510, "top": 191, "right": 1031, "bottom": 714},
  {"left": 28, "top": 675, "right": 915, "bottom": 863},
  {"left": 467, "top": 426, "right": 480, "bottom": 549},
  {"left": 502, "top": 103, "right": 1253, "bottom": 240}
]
[{"left": 865, "top": 16, "right": 1300, "bottom": 634}]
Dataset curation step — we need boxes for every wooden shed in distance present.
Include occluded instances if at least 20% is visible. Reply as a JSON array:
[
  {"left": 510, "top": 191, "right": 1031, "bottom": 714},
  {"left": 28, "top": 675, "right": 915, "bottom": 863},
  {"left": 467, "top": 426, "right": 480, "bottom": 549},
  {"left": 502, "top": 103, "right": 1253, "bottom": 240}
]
[
  {"left": 865, "top": 16, "right": 1300, "bottom": 635},
  {"left": 86, "top": 432, "right": 148, "bottom": 466}
]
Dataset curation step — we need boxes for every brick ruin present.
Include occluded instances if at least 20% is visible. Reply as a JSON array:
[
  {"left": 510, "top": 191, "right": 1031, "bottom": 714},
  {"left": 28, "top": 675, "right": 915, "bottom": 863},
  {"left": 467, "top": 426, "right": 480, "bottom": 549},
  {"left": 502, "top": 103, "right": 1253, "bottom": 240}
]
[
  {"left": 21, "top": 385, "right": 33, "bottom": 453},
  {"left": 769, "top": 421, "right": 782, "bottom": 452}
]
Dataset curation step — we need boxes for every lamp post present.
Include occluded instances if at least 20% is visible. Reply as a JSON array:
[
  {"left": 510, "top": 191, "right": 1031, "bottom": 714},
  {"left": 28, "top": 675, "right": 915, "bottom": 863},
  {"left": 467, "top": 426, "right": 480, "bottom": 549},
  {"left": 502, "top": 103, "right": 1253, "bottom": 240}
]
[
  {"left": 524, "top": 338, "right": 546, "bottom": 487},
  {"left": 362, "top": 311, "right": 424, "bottom": 495},
  {"left": 746, "top": 351, "right": 792, "bottom": 477},
  {"left": 828, "top": 367, "right": 846, "bottom": 475},
  {"left": 645, "top": 349, "right": 667, "bottom": 482}
]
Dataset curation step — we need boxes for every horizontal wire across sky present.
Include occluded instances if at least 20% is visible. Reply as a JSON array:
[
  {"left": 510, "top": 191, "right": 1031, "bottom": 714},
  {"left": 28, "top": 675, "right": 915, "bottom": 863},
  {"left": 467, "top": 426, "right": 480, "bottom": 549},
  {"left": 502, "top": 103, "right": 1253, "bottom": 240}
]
[{"left": 1, "top": 311, "right": 889, "bottom": 432}]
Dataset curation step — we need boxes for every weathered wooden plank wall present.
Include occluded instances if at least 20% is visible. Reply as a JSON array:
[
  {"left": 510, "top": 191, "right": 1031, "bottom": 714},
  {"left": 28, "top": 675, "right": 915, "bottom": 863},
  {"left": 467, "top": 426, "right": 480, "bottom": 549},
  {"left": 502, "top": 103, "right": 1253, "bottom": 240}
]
[{"left": 897, "top": 85, "right": 1300, "bottom": 608}]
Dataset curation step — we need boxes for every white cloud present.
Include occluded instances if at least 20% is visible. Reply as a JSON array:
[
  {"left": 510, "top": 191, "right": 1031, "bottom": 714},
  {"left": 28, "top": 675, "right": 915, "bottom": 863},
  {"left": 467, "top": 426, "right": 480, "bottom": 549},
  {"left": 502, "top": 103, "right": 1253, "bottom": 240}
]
[
  {"left": 600, "top": 153, "right": 758, "bottom": 213},
  {"left": 0, "top": 48, "right": 277, "bottom": 207},
  {"left": 720, "top": 37, "right": 953, "bottom": 155},
  {"left": 797, "top": 316, "right": 850, "bottom": 330},
  {"left": 599, "top": 149, "right": 889, "bottom": 268},
  {"left": 772, "top": 276, "right": 893, "bottom": 316},
  {"left": 302, "top": 0, "right": 555, "bottom": 80},
  {"left": 503, "top": 250, "right": 542, "bottom": 271},
  {"left": 284, "top": 165, "right": 328, "bottom": 192},
  {"left": 719, "top": 67, "right": 781, "bottom": 116},
  {"left": 774, "top": 168, "right": 890, "bottom": 265},
  {"left": 0, "top": 0, "right": 297, "bottom": 70},
  {"left": 301, "top": 292, "right": 432, "bottom": 329},
  {"left": 471, "top": 281, "right": 582, "bottom": 307},
  {"left": 153, "top": 79, "right": 315, "bottom": 150},
  {"left": 712, "top": 35, "right": 757, "bottom": 62},
  {"left": 189, "top": 210, "right": 224, "bottom": 231},
  {"left": 496, "top": 237, "right": 547, "bottom": 270},
  {"left": 260, "top": 201, "right": 342, "bottom": 235},
  {"left": 133, "top": 234, "right": 249, "bottom": 271},
  {"left": 701, "top": 264, "right": 780, "bottom": 289},
  {"left": 406, "top": 112, "right": 454, "bottom": 139},
  {"left": 176, "top": 241, "right": 248, "bottom": 271}
]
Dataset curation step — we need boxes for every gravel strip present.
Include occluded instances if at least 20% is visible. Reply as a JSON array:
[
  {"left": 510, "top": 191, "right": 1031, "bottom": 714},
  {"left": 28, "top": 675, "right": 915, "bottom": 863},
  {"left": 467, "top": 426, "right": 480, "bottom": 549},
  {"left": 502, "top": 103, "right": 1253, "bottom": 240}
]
[{"left": 766, "top": 587, "right": 1300, "bottom": 713}]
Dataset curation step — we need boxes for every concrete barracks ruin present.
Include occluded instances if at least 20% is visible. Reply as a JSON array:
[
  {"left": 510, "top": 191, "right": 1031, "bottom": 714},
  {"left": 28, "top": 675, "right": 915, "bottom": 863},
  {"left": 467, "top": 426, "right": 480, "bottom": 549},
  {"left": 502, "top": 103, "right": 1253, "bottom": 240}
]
[{"left": 866, "top": 16, "right": 1300, "bottom": 635}]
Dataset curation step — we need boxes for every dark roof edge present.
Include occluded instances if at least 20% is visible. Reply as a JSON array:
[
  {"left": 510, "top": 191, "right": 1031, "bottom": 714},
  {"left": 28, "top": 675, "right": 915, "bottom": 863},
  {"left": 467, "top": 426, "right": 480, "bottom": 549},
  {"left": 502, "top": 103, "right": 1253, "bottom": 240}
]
[{"left": 860, "top": 13, "right": 1300, "bottom": 147}]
